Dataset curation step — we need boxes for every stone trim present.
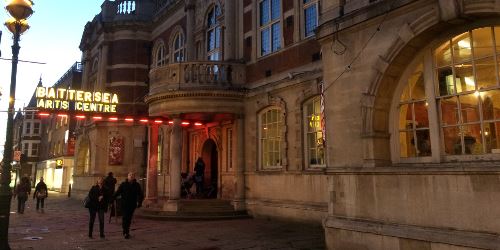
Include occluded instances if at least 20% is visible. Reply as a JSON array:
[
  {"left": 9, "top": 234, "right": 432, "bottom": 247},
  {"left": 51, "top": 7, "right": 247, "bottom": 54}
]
[
  {"left": 246, "top": 198, "right": 328, "bottom": 213},
  {"left": 109, "top": 81, "right": 148, "bottom": 87},
  {"left": 326, "top": 165, "right": 500, "bottom": 175},
  {"left": 145, "top": 91, "right": 246, "bottom": 104},
  {"left": 324, "top": 216, "right": 500, "bottom": 249}
]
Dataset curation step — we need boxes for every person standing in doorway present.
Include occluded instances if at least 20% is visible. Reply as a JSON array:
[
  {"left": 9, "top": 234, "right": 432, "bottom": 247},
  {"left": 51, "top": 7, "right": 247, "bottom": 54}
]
[
  {"left": 194, "top": 157, "right": 205, "bottom": 196},
  {"left": 113, "top": 172, "right": 143, "bottom": 239},
  {"left": 33, "top": 177, "right": 48, "bottom": 211},
  {"left": 14, "top": 177, "right": 31, "bottom": 214},
  {"left": 87, "top": 177, "right": 109, "bottom": 239},
  {"left": 103, "top": 172, "right": 117, "bottom": 223}
]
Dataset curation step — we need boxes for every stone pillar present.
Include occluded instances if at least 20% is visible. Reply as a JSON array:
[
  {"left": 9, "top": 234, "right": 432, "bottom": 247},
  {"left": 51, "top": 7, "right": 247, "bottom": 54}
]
[
  {"left": 145, "top": 125, "right": 159, "bottom": 204},
  {"left": 98, "top": 43, "right": 109, "bottom": 91},
  {"left": 224, "top": 0, "right": 236, "bottom": 60},
  {"left": 185, "top": 0, "right": 196, "bottom": 61},
  {"left": 164, "top": 118, "right": 182, "bottom": 212},
  {"left": 233, "top": 115, "right": 246, "bottom": 210}
]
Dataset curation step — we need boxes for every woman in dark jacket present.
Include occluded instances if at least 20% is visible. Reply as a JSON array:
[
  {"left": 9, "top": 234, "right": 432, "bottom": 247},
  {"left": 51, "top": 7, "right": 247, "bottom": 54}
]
[{"left": 87, "top": 177, "right": 109, "bottom": 238}]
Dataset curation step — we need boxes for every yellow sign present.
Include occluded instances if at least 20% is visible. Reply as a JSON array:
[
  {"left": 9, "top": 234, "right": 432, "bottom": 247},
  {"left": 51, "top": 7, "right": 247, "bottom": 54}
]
[
  {"left": 56, "top": 159, "right": 64, "bottom": 166},
  {"left": 35, "top": 87, "right": 119, "bottom": 113}
]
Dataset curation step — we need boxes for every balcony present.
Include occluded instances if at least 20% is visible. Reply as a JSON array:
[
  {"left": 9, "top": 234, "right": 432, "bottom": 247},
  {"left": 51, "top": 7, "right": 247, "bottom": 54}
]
[
  {"left": 147, "top": 61, "right": 247, "bottom": 116},
  {"left": 149, "top": 61, "right": 246, "bottom": 94}
]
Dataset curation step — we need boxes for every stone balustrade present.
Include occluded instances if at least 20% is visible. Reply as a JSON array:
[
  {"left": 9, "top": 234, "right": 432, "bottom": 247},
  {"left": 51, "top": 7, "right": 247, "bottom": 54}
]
[{"left": 149, "top": 61, "right": 246, "bottom": 94}]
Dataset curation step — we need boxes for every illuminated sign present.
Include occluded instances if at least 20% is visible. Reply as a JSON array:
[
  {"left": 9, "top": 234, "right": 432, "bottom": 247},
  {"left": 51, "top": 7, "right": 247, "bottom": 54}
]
[
  {"left": 56, "top": 159, "right": 64, "bottom": 166},
  {"left": 35, "top": 87, "right": 119, "bottom": 113}
]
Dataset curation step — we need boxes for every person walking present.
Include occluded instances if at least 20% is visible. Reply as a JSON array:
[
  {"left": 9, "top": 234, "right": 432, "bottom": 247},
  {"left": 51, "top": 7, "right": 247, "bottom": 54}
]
[
  {"left": 103, "top": 172, "right": 117, "bottom": 223},
  {"left": 87, "top": 177, "right": 109, "bottom": 239},
  {"left": 113, "top": 172, "right": 143, "bottom": 239},
  {"left": 13, "top": 177, "right": 31, "bottom": 214},
  {"left": 194, "top": 157, "right": 205, "bottom": 197},
  {"left": 33, "top": 177, "right": 48, "bottom": 211}
]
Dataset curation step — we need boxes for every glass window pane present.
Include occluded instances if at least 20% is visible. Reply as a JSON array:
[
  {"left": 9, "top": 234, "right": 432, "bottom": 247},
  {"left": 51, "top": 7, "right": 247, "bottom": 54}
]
[
  {"left": 459, "top": 93, "right": 480, "bottom": 123},
  {"left": 440, "top": 96, "right": 459, "bottom": 126},
  {"left": 452, "top": 32, "right": 472, "bottom": 63},
  {"left": 414, "top": 101, "right": 429, "bottom": 128},
  {"left": 455, "top": 63, "right": 475, "bottom": 93},
  {"left": 475, "top": 57, "right": 497, "bottom": 89},
  {"left": 215, "top": 27, "right": 221, "bottom": 49},
  {"left": 481, "top": 89, "right": 500, "bottom": 121},
  {"left": 437, "top": 67, "right": 455, "bottom": 96},
  {"left": 272, "top": 23, "right": 281, "bottom": 52},
  {"left": 400, "top": 131, "right": 416, "bottom": 158},
  {"left": 416, "top": 129, "right": 431, "bottom": 156},
  {"left": 271, "top": 0, "right": 280, "bottom": 21},
  {"left": 472, "top": 27, "right": 494, "bottom": 58},
  {"left": 411, "top": 63, "right": 425, "bottom": 100},
  {"left": 485, "top": 122, "right": 500, "bottom": 153},
  {"left": 261, "top": 28, "right": 271, "bottom": 55},
  {"left": 260, "top": 0, "right": 270, "bottom": 25},
  {"left": 435, "top": 40, "right": 452, "bottom": 67},
  {"left": 399, "top": 104, "right": 412, "bottom": 130},
  {"left": 443, "top": 126, "right": 461, "bottom": 155},
  {"left": 463, "top": 124, "right": 483, "bottom": 154},
  {"left": 304, "top": 4, "right": 317, "bottom": 37}
]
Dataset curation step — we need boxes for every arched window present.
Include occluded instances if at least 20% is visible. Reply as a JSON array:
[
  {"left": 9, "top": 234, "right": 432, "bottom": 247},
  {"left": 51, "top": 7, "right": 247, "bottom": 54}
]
[
  {"left": 154, "top": 42, "right": 168, "bottom": 67},
  {"left": 303, "top": 96, "right": 325, "bottom": 167},
  {"left": 259, "top": 107, "right": 283, "bottom": 169},
  {"left": 394, "top": 26, "right": 500, "bottom": 162},
  {"left": 172, "top": 32, "right": 185, "bottom": 62},
  {"left": 206, "top": 5, "right": 222, "bottom": 61}
]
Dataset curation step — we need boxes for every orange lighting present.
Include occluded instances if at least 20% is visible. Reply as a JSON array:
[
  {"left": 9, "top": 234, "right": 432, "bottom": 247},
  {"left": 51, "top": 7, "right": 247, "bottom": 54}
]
[
  {"left": 109, "top": 117, "right": 118, "bottom": 121},
  {"left": 38, "top": 112, "right": 50, "bottom": 117},
  {"left": 181, "top": 121, "right": 190, "bottom": 126},
  {"left": 154, "top": 120, "right": 163, "bottom": 124},
  {"left": 125, "top": 118, "right": 134, "bottom": 122},
  {"left": 139, "top": 119, "right": 149, "bottom": 123},
  {"left": 75, "top": 115, "right": 86, "bottom": 119},
  {"left": 92, "top": 116, "right": 103, "bottom": 120},
  {"left": 194, "top": 122, "right": 203, "bottom": 126}
]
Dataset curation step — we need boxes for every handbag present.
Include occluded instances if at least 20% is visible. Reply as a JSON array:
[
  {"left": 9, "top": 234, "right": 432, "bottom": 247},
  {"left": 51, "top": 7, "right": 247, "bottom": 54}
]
[
  {"left": 83, "top": 195, "right": 91, "bottom": 208},
  {"left": 37, "top": 189, "right": 47, "bottom": 199}
]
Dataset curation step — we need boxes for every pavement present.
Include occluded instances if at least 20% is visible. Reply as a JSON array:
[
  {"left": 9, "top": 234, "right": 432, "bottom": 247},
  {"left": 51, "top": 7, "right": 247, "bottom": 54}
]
[{"left": 7, "top": 191, "right": 326, "bottom": 250}]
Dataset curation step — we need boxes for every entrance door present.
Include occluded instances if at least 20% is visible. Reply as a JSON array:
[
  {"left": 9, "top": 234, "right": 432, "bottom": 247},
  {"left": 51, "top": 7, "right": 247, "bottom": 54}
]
[{"left": 201, "top": 139, "right": 218, "bottom": 198}]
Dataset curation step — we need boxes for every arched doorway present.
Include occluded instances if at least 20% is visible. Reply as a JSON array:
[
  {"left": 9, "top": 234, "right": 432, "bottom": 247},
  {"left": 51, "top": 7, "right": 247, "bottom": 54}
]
[{"left": 201, "top": 139, "right": 218, "bottom": 198}]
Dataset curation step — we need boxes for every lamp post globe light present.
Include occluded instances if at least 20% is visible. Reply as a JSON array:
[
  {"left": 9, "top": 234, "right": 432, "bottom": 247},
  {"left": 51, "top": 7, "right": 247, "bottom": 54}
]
[{"left": 0, "top": 1, "right": 33, "bottom": 249}]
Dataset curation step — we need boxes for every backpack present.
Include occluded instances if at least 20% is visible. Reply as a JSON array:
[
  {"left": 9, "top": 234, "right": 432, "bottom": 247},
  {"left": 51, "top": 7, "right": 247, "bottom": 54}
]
[{"left": 37, "top": 189, "right": 47, "bottom": 199}]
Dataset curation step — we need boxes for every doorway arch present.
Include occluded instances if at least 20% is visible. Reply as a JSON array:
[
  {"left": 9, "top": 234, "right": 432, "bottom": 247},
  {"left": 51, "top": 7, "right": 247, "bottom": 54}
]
[{"left": 201, "top": 139, "right": 218, "bottom": 198}]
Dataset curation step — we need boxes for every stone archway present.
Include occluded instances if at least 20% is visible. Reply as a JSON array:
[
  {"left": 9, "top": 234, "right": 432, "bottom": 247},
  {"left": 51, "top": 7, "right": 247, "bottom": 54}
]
[{"left": 201, "top": 139, "right": 218, "bottom": 198}]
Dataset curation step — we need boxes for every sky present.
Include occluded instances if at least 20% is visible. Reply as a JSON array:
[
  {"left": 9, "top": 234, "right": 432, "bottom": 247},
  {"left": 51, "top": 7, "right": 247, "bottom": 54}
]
[{"left": 0, "top": 0, "right": 102, "bottom": 151}]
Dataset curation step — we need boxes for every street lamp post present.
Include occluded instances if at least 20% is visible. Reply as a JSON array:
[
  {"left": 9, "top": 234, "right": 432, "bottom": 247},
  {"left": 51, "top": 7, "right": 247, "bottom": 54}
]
[{"left": 0, "top": 1, "right": 33, "bottom": 249}]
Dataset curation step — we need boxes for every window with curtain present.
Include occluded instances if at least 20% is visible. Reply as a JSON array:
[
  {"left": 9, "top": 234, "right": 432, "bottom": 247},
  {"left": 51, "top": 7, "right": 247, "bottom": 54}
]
[
  {"left": 207, "top": 5, "right": 222, "bottom": 61},
  {"left": 259, "top": 108, "right": 283, "bottom": 169},
  {"left": 259, "top": 0, "right": 281, "bottom": 56},
  {"left": 304, "top": 96, "right": 325, "bottom": 166}
]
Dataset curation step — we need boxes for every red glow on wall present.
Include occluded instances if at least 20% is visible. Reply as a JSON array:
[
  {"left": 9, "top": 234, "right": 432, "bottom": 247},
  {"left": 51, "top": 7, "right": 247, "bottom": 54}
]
[
  {"left": 139, "top": 119, "right": 149, "bottom": 123},
  {"left": 57, "top": 114, "right": 68, "bottom": 117},
  {"left": 125, "top": 118, "right": 134, "bottom": 122},
  {"left": 168, "top": 121, "right": 174, "bottom": 124},
  {"left": 109, "top": 117, "right": 118, "bottom": 121},
  {"left": 75, "top": 115, "right": 86, "bottom": 119},
  {"left": 92, "top": 116, "right": 103, "bottom": 120},
  {"left": 39, "top": 112, "right": 50, "bottom": 117},
  {"left": 181, "top": 121, "right": 190, "bottom": 126},
  {"left": 194, "top": 122, "right": 203, "bottom": 126},
  {"left": 154, "top": 120, "right": 163, "bottom": 124}
]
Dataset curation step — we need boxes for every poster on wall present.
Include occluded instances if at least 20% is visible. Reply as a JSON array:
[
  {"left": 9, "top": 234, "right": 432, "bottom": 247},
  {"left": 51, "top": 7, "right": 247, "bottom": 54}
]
[
  {"left": 66, "top": 137, "right": 76, "bottom": 156},
  {"left": 109, "top": 136, "right": 124, "bottom": 165}
]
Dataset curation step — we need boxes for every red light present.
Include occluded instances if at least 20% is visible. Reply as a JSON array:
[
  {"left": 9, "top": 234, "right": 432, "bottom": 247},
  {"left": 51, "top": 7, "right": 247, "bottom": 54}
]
[
  {"left": 154, "top": 120, "right": 163, "bottom": 124},
  {"left": 168, "top": 121, "right": 174, "bottom": 125},
  {"left": 109, "top": 117, "right": 118, "bottom": 121},
  {"left": 75, "top": 115, "right": 86, "bottom": 119},
  {"left": 139, "top": 119, "right": 149, "bottom": 123},
  {"left": 194, "top": 122, "right": 203, "bottom": 126},
  {"left": 57, "top": 114, "right": 67, "bottom": 118},
  {"left": 38, "top": 112, "right": 50, "bottom": 117},
  {"left": 92, "top": 116, "right": 103, "bottom": 120},
  {"left": 125, "top": 118, "right": 134, "bottom": 122},
  {"left": 181, "top": 121, "right": 190, "bottom": 126}
]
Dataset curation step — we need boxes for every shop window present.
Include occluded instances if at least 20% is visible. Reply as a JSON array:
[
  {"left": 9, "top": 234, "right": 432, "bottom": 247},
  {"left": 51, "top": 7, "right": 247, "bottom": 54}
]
[
  {"left": 435, "top": 26, "right": 500, "bottom": 155},
  {"left": 259, "top": 0, "right": 281, "bottom": 56},
  {"left": 303, "top": 0, "right": 318, "bottom": 38},
  {"left": 207, "top": 5, "right": 222, "bottom": 61},
  {"left": 303, "top": 96, "right": 325, "bottom": 167},
  {"left": 172, "top": 32, "right": 185, "bottom": 63},
  {"left": 259, "top": 107, "right": 283, "bottom": 169}
]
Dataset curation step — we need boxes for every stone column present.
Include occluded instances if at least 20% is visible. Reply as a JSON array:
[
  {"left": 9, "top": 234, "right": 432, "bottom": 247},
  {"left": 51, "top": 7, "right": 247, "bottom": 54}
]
[
  {"left": 98, "top": 43, "right": 109, "bottom": 91},
  {"left": 224, "top": 0, "right": 236, "bottom": 60},
  {"left": 233, "top": 115, "right": 246, "bottom": 210},
  {"left": 185, "top": 0, "right": 196, "bottom": 61},
  {"left": 145, "top": 125, "right": 159, "bottom": 204},
  {"left": 164, "top": 117, "right": 182, "bottom": 212}
]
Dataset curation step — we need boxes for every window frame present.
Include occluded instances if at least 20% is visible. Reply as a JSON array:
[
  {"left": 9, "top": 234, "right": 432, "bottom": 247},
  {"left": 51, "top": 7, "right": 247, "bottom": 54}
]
[
  {"left": 172, "top": 32, "right": 185, "bottom": 63},
  {"left": 258, "top": 0, "right": 283, "bottom": 57},
  {"left": 206, "top": 4, "right": 222, "bottom": 61},
  {"left": 258, "top": 106, "right": 284, "bottom": 170},
  {"left": 154, "top": 40, "right": 168, "bottom": 67},
  {"left": 302, "top": 95, "right": 326, "bottom": 168},
  {"left": 301, "top": 0, "right": 319, "bottom": 38}
]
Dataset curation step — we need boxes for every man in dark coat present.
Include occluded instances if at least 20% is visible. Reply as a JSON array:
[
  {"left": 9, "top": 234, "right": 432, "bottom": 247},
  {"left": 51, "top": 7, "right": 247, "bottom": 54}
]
[
  {"left": 33, "top": 177, "right": 48, "bottom": 210},
  {"left": 113, "top": 172, "right": 144, "bottom": 239},
  {"left": 194, "top": 157, "right": 205, "bottom": 196},
  {"left": 103, "top": 172, "right": 117, "bottom": 222}
]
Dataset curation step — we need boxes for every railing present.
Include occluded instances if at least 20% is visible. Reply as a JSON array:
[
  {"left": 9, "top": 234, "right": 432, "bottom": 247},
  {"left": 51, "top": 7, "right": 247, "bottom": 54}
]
[
  {"left": 150, "top": 61, "right": 246, "bottom": 93},
  {"left": 53, "top": 62, "right": 82, "bottom": 87},
  {"left": 117, "top": 0, "right": 136, "bottom": 15}
]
